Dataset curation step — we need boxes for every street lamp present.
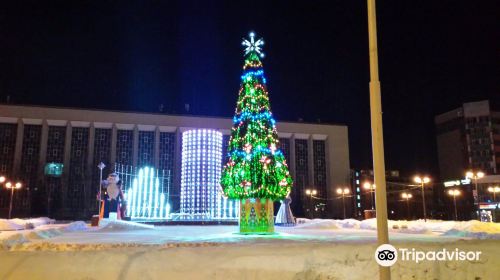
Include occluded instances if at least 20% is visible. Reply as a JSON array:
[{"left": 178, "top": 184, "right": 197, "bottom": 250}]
[
  {"left": 414, "top": 175, "right": 431, "bottom": 222},
  {"left": 97, "top": 162, "right": 106, "bottom": 213},
  {"left": 0, "top": 176, "right": 5, "bottom": 183},
  {"left": 305, "top": 189, "right": 317, "bottom": 218},
  {"left": 363, "top": 182, "right": 376, "bottom": 210},
  {"left": 5, "top": 181, "right": 22, "bottom": 219},
  {"left": 487, "top": 186, "right": 500, "bottom": 202},
  {"left": 401, "top": 192, "right": 413, "bottom": 220},
  {"left": 336, "top": 187, "right": 350, "bottom": 219},
  {"left": 466, "top": 170, "right": 485, "bottom": 207},
  {"left": 448, "top": 189, "right": 461, "bottom": 221}
]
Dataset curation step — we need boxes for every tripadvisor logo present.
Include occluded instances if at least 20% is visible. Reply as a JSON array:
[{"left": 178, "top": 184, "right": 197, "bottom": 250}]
[
  {"left": 375, "top": 244, "right": 398, "bottom": 267},
  {"left": 375, "top": 244, "right": 482, "bottom": 266}
]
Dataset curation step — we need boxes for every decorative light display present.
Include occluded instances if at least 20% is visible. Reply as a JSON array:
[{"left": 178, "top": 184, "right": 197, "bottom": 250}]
[
  {"left": 125, "top": 166, "right": 170, "bottom": 220},
  {"left": 221, "top": 32, "right": 292, "bottom": 201},
  {"left": 242, "top": 32, "right": 264, "bottom": 57},
  {"left": 180, "top": 129, "right": 239, "bottom": 220},
  {"left": 221, "top": 32, "right": 293, "bottom": 233}
]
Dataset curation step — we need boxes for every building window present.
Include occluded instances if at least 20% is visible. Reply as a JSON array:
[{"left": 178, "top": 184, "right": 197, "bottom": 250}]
[
  {"left": 138, "top": 131, "right": 155, "bottom": 167},
  {"left": 313, "top": 140, "right": 327, "bottom": 198},
  {"left": 47, "top": 126, "right": 66, "bottom": 163},
  {"left": 293, "top": 139, "right": 309, "bottom": 216},
  {"left": 68, "top": 127, "right": 89, "bottom": 211},
  {"left": 159, "top": 132, "right": 176, "bottom": 196},
  {"left": 116, "top": 130, "right": 134, "bottom": 165},
  {"left": 0, "top": 123, "right": 17, "bottom": 179},
  {"left": 279, "top": 138, "right": 291, "bottom": 166},
  {"left": 18, "top": 125, "right": 42, "bottom": 208}
]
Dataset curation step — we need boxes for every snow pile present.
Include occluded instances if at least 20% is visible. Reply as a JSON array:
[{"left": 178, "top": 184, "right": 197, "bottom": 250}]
[
  {"left": 24, "top": 217, "right": 55, "bottom": 227},
  {"left": 0, "top": 221, "right": 88, "bottom": 249},
  {"left": 63, "top": 221, "right": 89, "bottom": 232},
  {"left": 442, "top": 220, "right": 500, "bottom": 239},
  {"left": 295, "top": 219, "right": 339, "bottom": 229},
  {"left": 26, "top": 228, "right": 62, "bottom": 240},
  {"left": 97, "top": 219, "right": 154, "bottom": 232},
  {"left": 336, "top": 219, "right": 361, "bottom": 229},
  {"left": 295, "top": 218, "right": 500, "bottom": 238},
  {"left": 359, "top": 219, "right": 437, "bottom": 233},
  {"left": 295, "top": 218, "right": 362, "bottom": 230},
  {"left": 0, "top": 232, "right": 30, "bottom": 249},
  {"left": 0, "top": 217, "right": 54, "bottom": 231},
  {"left": 358, "top": 219, "right": 430, "bottom": 234},
  {"left": 358, "top": 218, "right": 500, "bottom": 238},
  {"left": 1, "top": 231, "right": 500, "bottom": 279},
  {"left": 1, "top": 228, "right": 65, "bottom": 249},
  {"left": 0, "top": 220, "right": 24, "bottom": 231}
]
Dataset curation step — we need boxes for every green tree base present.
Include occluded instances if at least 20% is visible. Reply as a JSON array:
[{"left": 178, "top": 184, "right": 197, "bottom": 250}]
[{"left": 239, "top": 198, "right": 274, "bottom": 233}]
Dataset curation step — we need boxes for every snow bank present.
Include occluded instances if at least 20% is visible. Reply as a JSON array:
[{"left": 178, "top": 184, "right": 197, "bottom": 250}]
[
  {"left": 296, "top": 218, "right": 500, "bottom": 238},
  {"left": 1, "top": 238, "right": 499, "bottom": 280},
  {"left": 336, "top": 219, "right": 361, "bottom": 228},
  {"left": 63, "top": 221, "right": 89, "bottom": 232},
  {"left": 0, "top": 217, "right": 54, "bottom": 231},
  {"left": 25, "top": 228, "right": 62, "bottom": 240},
  {"left": 296, "top": 218, "right": 361, "bottom": 230},
  {"left": 0, "top": 233, "right": 30, "bottom": 249},
  {"left": 441, "top": 220, "right": 500, "bottom": 239},
  {"left": 0, "top": 220, "right": 88, "bottom": 249},
  {"left": 97, "top": 219, "right": 154, "bottom": 231},
  {"left": 0, "top": 220, "right": 24, "bottom": 231},
  {"left": 358, "top": 218, "right": 500, "bottom": 237},
  {"left": 295, "top": 219, "right": 339, "bottom": 229}
]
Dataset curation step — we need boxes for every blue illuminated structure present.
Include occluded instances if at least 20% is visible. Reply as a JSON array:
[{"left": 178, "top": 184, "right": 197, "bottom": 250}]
[
  {"left": 124, "top": 166, "right": 170, "bottom": 220},
  {"left": 180, "top": 129, "right": 238, "bottom": 220}
]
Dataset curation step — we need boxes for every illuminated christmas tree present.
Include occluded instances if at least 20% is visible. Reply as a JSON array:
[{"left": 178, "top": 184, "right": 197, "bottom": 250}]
[{"left": 221, "top": 32, "right": 293, "bottom": 233}]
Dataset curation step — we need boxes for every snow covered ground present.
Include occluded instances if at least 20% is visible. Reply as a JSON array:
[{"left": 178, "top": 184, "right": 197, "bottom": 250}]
[{"left": 1, "top": 218, "right": 499, "bottom": 279}]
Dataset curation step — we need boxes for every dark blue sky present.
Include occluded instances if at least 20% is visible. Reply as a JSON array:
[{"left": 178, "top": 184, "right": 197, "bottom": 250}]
[{"left": 1, "top": 0, "right": 498, "bottom": 178}]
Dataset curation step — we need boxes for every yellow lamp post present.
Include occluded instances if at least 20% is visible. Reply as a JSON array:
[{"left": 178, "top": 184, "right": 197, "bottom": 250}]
[
  {"left": 305, "top": 189, "right": 317, "bottom": 218},
  {"left": 367, "top": 0, "right": 390, "bottom": 277},
  {"left": 466, "top": 170, "right": 485, "bottom": 205},
  {"left": 414, "top": 176, "right": 431, "bottom": 222},
  {"left": 448, "top": 189, "right": 461, "bottom": 221},
  {"left": 337, "top": 187, "right": 350, "bottom": 219},
  {"left": 401, "top": 192, "right": 413, "bottom": 220},
  {"left": 466, "top": 170, "right": 485, "bottom": 219},
  {"left": 487, "top": 186, "right": 500, "bottom": 202},
  {"left": 5, "top": 181, "right": 22, "bottom": 219}
]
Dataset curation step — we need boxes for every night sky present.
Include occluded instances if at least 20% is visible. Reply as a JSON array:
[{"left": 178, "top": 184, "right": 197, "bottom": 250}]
[{"left": 1, "top": 1, "right": 498, "bottom": 179}]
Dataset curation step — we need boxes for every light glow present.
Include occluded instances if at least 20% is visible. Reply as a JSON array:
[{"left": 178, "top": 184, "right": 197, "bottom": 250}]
[
  {"left": 180, "top": 129, "right": 238, "bottom": 220},
  {"left": 242, "top": 32, "right": 265, "bottom": 57},
  {"left": 448, "top": 189, "right": 460, "bottom": 196},
  {"left": 414, "top": 176, "right": 431, "bottom": 184},
  {"left": 487, "top": 186, "right": 500, "bottom": 193},
  {"left": 402, "top": 193, "right": 413, "bottom": 199},
  {"left": 125, "top": 166, "right": 170, "bottom": 220}
]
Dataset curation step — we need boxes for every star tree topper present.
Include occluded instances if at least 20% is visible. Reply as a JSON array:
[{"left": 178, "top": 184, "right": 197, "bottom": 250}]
[{"left": 242, "top": 32, "right": 265, "bottom": 58}]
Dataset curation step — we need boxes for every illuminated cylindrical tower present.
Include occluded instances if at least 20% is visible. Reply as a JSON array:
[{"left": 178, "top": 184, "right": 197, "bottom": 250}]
[{"left": 180, "top": 129, "right": 223, "bottom": 220}]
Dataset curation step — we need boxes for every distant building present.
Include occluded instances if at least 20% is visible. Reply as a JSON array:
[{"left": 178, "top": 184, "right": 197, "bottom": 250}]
[
  {"left": 435, "top": 100, "right": 500, "bottom": 180},
  {"left": 0, "top": 104, "right": 350, "bottom": 219}
]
